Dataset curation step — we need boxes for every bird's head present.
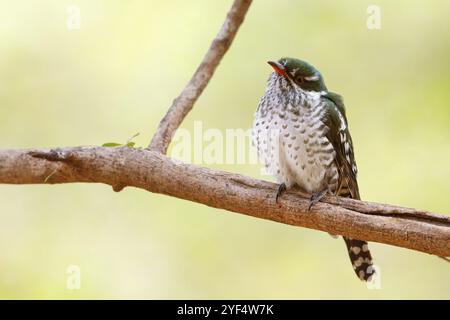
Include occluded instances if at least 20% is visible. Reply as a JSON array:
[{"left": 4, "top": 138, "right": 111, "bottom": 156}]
[{"left": 267, "top": 57, "right": 327, "bottom": 92}]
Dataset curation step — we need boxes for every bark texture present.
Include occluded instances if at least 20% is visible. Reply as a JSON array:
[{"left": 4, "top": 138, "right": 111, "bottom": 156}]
[{"left": 1, "top": 147, "right": 448, "bottom": 257}]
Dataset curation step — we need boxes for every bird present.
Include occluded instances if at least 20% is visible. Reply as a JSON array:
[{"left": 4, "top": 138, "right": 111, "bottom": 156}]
[{"left": 252, "top": 57, "right": 375, "bottom": 281}]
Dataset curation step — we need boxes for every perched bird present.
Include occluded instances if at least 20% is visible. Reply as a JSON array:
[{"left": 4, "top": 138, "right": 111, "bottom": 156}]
[{"left": 252, "top": 57, "right": 375, "bottom": 281}]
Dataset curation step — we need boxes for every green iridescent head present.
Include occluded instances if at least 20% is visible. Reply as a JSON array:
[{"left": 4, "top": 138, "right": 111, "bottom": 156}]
[{"left": 268, "top": 57, "right": 327, "bottom": 92}]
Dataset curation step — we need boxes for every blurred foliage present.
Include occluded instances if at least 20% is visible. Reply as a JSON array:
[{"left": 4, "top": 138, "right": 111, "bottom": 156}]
[{"left": 0, "top": 0, "right": 449, "bottom": 299}]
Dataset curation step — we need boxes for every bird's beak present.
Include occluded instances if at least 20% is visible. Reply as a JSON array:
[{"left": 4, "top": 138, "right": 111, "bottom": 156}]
[{"left": 267, "top": 60, "right": 287, "bottom": 78}]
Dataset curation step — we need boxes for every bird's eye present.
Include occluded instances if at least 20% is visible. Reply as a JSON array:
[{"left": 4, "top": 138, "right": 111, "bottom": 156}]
[{"left": 295, "top": 75, "right": 304, "bottom": 83}]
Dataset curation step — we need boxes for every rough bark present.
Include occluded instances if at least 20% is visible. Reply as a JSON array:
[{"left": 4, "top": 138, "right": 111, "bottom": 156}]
[{"left": 1, "top": 147, "right": 448, "bottom": 257}]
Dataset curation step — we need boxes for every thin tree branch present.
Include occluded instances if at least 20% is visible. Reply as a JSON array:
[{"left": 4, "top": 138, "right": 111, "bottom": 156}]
[
  {"left": 1, "top": 147, "right": 449, "bottom": 257},
  {"left": 148, "top": 0, "right": 253, "bottom": 154}
]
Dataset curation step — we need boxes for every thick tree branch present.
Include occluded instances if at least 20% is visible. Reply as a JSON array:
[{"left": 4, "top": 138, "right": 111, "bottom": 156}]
[
  {"left": 1, "top": 147, "right": 449, "bottom": 257},
  {"left": 148, "top": 0, "right": 252, "bottom": 154}
]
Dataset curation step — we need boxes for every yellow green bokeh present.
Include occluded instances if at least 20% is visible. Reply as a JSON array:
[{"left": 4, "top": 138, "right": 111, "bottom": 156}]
[{"left": 0, "top": 0, "right": 449, "bottom": 299}]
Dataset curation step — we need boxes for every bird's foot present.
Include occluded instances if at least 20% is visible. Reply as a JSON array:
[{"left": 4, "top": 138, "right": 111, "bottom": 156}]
[
  {"left": 308, "top": 189, "right": 329, "bottom": 211},
  {"left": 275, "top": 183, "right": 286, "bottom": 203}
]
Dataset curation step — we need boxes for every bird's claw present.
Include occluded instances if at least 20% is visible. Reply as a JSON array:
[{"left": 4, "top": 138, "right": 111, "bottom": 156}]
[
  {"left": 275, "top": 183, "right": 286, "bottom": 203},
  {"left": 308, "top": 189, "right": 328, "bottom": 211}
]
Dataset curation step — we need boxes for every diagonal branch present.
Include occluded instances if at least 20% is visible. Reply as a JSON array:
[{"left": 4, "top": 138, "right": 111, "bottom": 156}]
[
  {"left": 0, "top": 147, "right": 449, "bottom": 257},
  {"left": 148, "top": 0, "right": 253, "bottom": 154}
]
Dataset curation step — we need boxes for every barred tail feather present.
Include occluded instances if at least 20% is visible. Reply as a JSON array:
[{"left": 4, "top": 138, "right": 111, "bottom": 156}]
[{"left": 343, "top": 237, "right": 375, "bottom": 281}]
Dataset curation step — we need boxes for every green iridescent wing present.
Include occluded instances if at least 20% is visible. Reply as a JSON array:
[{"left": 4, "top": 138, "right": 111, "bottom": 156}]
[{"left": 323, "top": 92, "right": 360, "bottom": 200}]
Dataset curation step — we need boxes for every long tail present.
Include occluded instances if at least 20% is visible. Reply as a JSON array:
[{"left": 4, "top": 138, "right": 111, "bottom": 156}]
[
  {"left": 337, "top": 179, "right": 375, "bottom": 281},
  {"left": 343, "top": 237, "right": 375, "bottom": 281}
]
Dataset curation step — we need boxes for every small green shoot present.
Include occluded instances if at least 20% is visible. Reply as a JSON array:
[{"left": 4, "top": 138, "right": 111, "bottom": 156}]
[{"left": 102, "top": 132, "right": 140, "bottom": 148}]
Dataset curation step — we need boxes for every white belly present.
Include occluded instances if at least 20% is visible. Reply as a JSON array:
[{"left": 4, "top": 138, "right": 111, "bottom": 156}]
[{"left": 253, "top": 109, "right": 337, "bottom": 193}]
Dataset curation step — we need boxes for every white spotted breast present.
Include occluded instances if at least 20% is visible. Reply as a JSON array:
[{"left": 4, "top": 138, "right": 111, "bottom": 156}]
[{"left": 252, "top": 89, "right": 339, "bottom": 193}]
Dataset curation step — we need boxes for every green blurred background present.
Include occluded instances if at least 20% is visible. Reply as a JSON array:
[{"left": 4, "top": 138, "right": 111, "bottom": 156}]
[{"left": 0, "top": 0, "right": 449, "bottom": 299}]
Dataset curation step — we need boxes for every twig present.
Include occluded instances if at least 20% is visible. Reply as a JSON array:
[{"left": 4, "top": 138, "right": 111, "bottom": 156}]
[{"left": 148, "top": 0, "right": 253, "bottom": 154}]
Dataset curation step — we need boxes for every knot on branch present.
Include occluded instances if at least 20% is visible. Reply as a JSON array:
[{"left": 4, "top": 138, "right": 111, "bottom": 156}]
[
  {"left": 112, "top": 184, "right": 126, "bottom": 192},
  {"left": 29, "top": 149, "right": 74, "bottom": 162}
]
